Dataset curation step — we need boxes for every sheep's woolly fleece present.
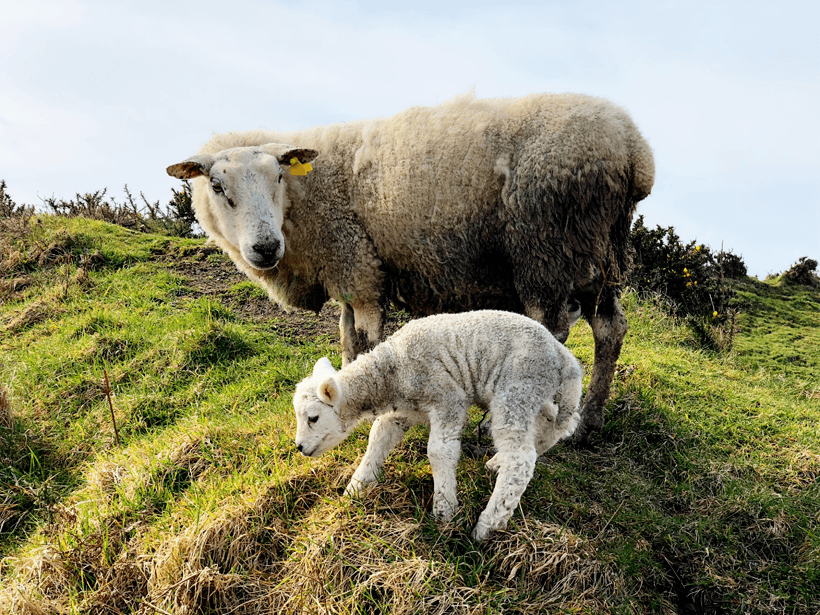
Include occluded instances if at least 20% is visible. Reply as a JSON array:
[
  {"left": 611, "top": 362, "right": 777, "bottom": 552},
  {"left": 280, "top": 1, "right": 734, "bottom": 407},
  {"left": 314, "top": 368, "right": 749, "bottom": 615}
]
[
  {"left": 293, "top": 310, "right": 583, "bottom": 541},
  {"left": 169, "top": 90, "right": 654, "bottom": 438}
]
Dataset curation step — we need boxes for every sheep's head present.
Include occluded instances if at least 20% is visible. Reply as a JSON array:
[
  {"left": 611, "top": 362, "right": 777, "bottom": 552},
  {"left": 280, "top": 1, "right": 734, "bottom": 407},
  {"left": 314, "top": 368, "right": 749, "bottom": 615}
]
[
  {"left": 293, "top": 358, "right": 352, "bottom": 457},
  {"left": 167, "top": 144, "right": 318, "bottom": 271}
]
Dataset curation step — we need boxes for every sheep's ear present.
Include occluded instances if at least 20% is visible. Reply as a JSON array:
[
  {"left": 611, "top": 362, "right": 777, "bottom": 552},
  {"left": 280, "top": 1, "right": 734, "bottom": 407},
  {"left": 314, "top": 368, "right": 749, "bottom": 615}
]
[
  {"left": 278, "top": 148, "right": 318, "bottom": 165},
  {"left": 312, "top": 357, "right": 336, "bottom": 379},
  {"left": 167, "top": 155, "right": 215, "bottom": 179},
  {"left": 317, "top": 377, "right": 341, "bottom": 406},
  {"left": 259, "top": 144, "right": 319, "bottom": 166}
]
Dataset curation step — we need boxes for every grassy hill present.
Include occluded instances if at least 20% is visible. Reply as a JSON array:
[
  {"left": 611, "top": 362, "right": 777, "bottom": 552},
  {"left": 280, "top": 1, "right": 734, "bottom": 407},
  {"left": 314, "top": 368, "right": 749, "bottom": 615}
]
[{"left": 1, "top": 215, "right": 818, "bottom": 614}]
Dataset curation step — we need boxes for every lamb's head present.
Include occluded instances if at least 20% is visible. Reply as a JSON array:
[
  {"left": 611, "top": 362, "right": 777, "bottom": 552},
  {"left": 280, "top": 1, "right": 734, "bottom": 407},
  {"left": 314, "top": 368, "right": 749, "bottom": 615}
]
[
  {"left": 167, "top": 144, "right": 318, "bottom": 271},
  {"left": 293, "top": 357, "right": 352, "bottom": 457}
]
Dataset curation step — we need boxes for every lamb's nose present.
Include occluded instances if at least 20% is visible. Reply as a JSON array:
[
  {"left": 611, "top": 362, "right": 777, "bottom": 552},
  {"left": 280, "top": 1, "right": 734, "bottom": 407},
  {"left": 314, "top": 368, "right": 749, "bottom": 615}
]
[{"left": 296, "top": 443, "right": 303, "bottom": 453}]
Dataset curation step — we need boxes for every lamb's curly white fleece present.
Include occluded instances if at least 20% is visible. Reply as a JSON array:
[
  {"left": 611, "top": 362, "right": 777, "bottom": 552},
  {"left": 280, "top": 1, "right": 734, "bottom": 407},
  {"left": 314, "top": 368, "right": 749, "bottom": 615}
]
[{"left": 293, "top": 310, "right": 583, "bottom": 541}]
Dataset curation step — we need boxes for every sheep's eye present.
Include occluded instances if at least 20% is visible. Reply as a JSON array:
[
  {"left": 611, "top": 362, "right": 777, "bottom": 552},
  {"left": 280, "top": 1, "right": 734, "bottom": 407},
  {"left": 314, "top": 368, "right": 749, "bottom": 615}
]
[
  {"left": 308, "top": 416, "right": 319, "bottom": 425},
  {"left": 210, "top": 179, "right": 224, "bottom": 194}
]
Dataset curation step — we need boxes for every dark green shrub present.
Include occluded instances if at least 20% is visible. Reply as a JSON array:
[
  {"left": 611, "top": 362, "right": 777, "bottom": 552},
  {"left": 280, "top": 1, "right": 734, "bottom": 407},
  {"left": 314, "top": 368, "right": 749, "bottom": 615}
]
[
  {"left": 715, "top": 250, "right": 747, "bottom": 279},
  {"left": 629, "top": 215, "right": 743, "bottom": 350},
  {"left": 165, "top": 181, "right": 197, "bottom": 238},
  {"left": 783, "top": 257, "right": 819, "bottom": 288}
]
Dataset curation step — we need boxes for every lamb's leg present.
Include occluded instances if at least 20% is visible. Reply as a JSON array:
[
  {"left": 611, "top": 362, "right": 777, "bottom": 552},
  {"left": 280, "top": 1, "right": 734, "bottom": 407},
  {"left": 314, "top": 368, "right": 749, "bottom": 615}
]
[
  {"left": 472, "top": 445, "right": 537, "bottom": 542},
  {"left": 345, "top": 415, "right": 410, "bottom": 497},
  {"left": 427, "top": 408, "right": 467, "bottom": 522},
  {"left": 573, "top": 292, "right": 628, "bottom": 442},
  {"left": 488, "top": 399, "right": 573, "bottom": 472},
  {"left": 473, "top": 398, "right": 538, "bottom": 541},
  {"left": 340, "top": 301, "right": 384, "bottom": 366}
]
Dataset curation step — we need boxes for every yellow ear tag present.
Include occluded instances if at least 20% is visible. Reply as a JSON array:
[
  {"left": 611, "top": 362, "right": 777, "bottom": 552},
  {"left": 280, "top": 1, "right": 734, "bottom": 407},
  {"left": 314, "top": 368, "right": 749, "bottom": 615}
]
[{"left": 289, "top": 157, "right": 313, "bottom": 176}]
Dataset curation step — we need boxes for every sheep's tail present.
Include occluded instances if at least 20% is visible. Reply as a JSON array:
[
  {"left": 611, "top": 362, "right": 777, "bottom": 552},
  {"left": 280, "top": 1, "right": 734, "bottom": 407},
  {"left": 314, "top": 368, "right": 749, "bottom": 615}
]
[
  {"left": 629, "top": 129, "right": 656, "bottom": 204},
  {"left": 555, "top": 355, "right": 584, "bottom": 440}
]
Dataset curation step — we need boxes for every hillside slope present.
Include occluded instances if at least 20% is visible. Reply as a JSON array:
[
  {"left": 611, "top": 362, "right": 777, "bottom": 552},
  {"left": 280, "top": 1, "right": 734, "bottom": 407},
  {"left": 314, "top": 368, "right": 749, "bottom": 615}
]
[{"left": 1, "top": 216, "right": 818, "bottom": 614}]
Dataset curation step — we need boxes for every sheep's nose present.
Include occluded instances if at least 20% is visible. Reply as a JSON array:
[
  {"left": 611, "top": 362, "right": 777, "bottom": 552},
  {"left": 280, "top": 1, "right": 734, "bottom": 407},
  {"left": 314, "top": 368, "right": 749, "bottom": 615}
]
[
  {"left": 296, "top": 443, "right": 303, "bottom": 453},
  {"left": 252, "top": 241, "right": 281, "bottom": 263}
]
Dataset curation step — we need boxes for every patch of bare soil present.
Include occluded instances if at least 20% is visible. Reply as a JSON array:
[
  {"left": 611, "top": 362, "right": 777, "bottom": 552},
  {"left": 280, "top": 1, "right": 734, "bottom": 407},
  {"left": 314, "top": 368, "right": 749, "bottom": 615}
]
[{"left": 162, "top": 246, "right": 409, "bottom": 345}]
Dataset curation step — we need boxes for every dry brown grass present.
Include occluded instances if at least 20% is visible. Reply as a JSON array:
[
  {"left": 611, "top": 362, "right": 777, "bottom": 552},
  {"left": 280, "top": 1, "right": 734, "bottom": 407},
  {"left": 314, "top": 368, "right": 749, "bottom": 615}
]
[
  {"left": 1, "top": 299, "right": 62, "bottom": 336},
  {"left": 1, "top": 453, "right": 630, "bottom": 615},
  {"left": 0, "top": 386, "right": 12, "bottom": 430}
]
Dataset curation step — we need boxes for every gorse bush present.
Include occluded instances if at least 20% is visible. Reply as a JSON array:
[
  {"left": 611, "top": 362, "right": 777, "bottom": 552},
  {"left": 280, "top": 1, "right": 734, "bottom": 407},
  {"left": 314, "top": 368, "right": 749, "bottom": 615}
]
[
  {"left": 44, "top": 183, "right": 198, "bottom": 238},
  {"left": 166, "top": 182, "right": 198, "bottom": 238},
  {"left": 783, "top": 257, "right": 819, "bottom": 288},
  {"left": 0, "top": 180, "right": 198, "bottom": 238},
  {"left": 0, "top": 181, "right": 33, "bottom": 219},
  {"left": 628, "top": 215, "right": 745, "bottom": 350}
]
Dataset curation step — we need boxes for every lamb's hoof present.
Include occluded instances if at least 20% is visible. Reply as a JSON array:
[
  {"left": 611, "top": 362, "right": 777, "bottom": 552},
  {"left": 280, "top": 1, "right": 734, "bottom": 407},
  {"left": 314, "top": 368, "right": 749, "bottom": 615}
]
[
  {"left": 432, "top": 498, "right": 458, "bottom": 523},
  {"left": 470, "top": 523, "right": 493, "bottom": 542},
  {"left": 344, "top": 481, "right": 366, "bottom": 498},
  {"left": 485, "top": 453, "right": 501, "bottom": 473}
]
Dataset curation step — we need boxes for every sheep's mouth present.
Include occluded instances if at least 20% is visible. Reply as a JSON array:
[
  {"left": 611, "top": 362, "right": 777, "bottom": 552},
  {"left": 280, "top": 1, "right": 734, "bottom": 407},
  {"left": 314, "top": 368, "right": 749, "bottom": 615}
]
[{"left": 246, "top": 256, "right": 281, "bottom": 271}]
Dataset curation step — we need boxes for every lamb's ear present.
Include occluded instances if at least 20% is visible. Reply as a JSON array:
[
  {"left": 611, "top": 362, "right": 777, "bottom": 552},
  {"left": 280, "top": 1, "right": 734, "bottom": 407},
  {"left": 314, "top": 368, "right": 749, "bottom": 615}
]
[
  {"left": 312, "top": 357, "right": 336, "bottom": 379},
  {"left": 317, "top": 377, "right": 341, "bottom": 406},
  {"left": 166, "top": 155, "right": 215, "bottom": 180},
  {"left": 259, "top": 144, "right": 319, "bottom": 166}
]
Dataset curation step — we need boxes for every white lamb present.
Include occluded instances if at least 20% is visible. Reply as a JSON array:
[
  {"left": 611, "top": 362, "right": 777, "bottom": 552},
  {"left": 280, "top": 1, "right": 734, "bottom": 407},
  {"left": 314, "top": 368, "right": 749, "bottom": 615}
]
[{"left": 292, "top": 310, "right": 583, "bottom": 541}]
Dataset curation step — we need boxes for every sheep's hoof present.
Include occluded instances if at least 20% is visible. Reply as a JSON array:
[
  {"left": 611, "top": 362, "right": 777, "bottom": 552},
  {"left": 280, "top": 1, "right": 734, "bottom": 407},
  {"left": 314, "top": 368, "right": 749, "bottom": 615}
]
[{"left": 569, "top": 406, "right": 603, "bottom": 446}]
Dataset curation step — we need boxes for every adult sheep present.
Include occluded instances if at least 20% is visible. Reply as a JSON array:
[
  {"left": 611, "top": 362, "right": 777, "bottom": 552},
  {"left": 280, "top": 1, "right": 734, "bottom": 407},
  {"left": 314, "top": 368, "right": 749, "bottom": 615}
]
[{"left": 167, "top": 92, "right": 655, "bottom": 439}]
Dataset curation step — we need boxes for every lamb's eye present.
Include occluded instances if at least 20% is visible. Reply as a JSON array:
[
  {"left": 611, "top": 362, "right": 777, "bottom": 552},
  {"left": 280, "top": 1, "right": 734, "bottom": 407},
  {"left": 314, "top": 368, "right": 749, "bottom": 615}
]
[
  {"left": 308, "top": 416, "right": 319, "bottom": 425},
  {"left": 210, "top": 179, "right": 224, "bottom": 194},
  {"left": 278, "top": 172, "right": 283, "bottom": 184}
]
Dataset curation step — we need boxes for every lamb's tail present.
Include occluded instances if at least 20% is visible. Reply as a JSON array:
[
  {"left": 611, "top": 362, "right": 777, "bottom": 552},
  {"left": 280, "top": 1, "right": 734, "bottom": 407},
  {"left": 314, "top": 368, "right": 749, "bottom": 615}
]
[{"left": 555, "top": 355, "right": 584, "bottom": 440}]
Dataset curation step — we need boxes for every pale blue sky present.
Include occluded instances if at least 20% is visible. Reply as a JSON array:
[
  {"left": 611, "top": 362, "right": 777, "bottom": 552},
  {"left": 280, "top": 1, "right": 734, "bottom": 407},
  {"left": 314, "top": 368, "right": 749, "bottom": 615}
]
[{"left": 1, "top": 0, "right": 817, "bottom": 277}]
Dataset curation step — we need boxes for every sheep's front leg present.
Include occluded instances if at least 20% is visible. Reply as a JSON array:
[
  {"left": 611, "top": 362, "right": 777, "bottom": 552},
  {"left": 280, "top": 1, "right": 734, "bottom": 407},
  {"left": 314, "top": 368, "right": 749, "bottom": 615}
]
[
  {"left": 427, "top": 408, "right": 466, "bottom": 522},
  {"left": 340, "top": 301, "right": 384, "bottom": 366},
  {"left": 472, "top": 447, "right": 537, "bottom": 542},
  {"left": 345, "top": 415, "right": 410, "bottom": 497}
]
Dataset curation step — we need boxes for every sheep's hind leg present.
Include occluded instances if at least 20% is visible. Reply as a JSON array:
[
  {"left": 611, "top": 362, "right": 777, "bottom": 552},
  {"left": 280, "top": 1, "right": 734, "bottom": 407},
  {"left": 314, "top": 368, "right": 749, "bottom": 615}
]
[
  {"left": 346, "top": 415, "right": 410, "bottom": 497},
  {"left": 427, "top": 405, "right": 467, "bottom": 522},
  {"left": 572, "top": 292, "right": 628, "bottom": 443}
]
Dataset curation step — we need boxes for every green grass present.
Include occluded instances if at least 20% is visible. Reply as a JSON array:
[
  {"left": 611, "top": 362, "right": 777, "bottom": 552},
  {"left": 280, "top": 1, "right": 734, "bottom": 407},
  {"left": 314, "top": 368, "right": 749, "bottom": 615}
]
[{"left": 1, "top": 215, "right": 818, "bottom": 614}]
